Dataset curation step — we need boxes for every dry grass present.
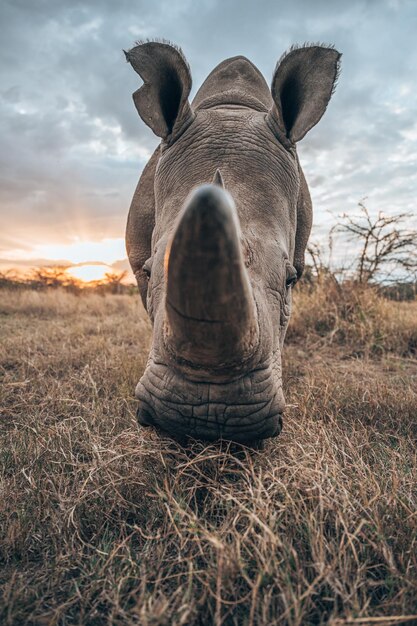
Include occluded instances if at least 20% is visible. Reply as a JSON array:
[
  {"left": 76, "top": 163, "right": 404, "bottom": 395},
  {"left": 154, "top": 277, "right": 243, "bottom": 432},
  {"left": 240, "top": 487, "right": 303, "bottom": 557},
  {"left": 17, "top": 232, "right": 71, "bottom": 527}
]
[
  {"left": 1, "top": 286, "right": 416, "bottom": 625},
  {"left": 288, "top": 280, "right": 417, "bottom": 357}
]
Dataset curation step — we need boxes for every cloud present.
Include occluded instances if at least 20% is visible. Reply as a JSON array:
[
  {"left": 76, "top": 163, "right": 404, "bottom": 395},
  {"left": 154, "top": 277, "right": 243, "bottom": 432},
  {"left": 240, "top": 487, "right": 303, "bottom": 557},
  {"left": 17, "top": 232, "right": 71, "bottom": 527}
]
[{"left": 1, "top": 0, "right": 416, "bottom": 261}]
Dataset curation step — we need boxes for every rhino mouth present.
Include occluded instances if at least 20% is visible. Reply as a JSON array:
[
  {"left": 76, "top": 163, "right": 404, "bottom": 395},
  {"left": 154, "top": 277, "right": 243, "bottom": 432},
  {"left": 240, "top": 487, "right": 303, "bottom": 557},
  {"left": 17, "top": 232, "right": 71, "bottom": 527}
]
[{"left": 135, "top": 360, "right": 284, "bottom": 443}]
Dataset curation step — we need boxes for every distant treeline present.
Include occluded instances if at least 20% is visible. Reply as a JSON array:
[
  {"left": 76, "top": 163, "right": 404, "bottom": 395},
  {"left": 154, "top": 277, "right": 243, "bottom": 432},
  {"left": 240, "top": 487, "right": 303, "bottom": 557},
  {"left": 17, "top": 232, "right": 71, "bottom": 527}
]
[
  {"left": 1, "top": 267, "right": 416, "bottom": 301},
  {"left": 0, "top": 267, "right": 136, "bottom": 295},
  {"left": 300, "top": 267, "right": 417, "bottom": 301}
]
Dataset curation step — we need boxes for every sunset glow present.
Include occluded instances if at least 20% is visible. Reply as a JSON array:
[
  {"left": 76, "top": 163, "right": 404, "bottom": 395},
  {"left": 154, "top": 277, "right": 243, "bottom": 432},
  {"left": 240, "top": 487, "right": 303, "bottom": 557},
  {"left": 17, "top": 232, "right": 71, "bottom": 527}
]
[
  {"left": 34, "top": 238, "right": 127, "bottom": 266},
  {"left": 66, "top": 264, "right": 116, "bottom": 283}
]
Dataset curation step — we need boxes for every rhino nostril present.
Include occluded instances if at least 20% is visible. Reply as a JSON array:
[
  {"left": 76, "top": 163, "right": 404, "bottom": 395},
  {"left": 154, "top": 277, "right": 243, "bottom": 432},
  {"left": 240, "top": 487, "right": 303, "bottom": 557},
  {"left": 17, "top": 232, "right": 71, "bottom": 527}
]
[{"left": 136, "top": 404, "right": 155, "bottom": 427}]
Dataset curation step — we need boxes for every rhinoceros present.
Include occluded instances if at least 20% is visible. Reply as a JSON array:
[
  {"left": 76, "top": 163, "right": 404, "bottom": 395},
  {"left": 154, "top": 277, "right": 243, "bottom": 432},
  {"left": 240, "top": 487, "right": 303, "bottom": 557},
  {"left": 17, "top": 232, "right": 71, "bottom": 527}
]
[{"left": 125, "top": 41, "right": 341, "bottom": 443}]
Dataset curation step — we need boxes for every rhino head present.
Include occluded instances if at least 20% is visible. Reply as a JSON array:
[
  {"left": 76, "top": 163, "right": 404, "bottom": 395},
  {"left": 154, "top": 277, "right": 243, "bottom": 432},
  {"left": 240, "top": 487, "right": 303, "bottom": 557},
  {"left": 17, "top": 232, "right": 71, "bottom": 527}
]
[{"left": 125, "top": 41, "right": 340, "bottom": 443}]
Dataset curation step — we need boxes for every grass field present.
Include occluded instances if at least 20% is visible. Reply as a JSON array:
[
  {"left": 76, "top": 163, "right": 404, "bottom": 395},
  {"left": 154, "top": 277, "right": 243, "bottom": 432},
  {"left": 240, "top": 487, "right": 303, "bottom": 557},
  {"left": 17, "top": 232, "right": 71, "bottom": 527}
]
[{"left": 1, "top": 286, "right": 416, "bottom": 625}]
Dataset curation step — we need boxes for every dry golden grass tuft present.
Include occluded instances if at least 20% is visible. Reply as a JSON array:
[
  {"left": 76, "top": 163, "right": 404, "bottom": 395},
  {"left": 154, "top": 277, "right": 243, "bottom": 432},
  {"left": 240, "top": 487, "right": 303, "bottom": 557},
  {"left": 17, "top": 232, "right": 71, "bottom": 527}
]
[
  {"left": 288, "top": 280, "right": 417, "bottom": 358},
  {"left": 1, "top": 286, "right": 416, "bottom": 625}
]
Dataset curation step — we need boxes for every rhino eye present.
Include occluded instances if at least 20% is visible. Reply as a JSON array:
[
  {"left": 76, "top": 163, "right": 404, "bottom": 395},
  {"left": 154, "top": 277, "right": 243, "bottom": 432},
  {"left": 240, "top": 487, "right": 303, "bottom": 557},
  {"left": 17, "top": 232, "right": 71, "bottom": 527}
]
[
  {"left": 143, "top": 261, "right": 152, "bottom": 280},
  {"left": 285, "top": 265, "right": 297, "bottom": 289}
]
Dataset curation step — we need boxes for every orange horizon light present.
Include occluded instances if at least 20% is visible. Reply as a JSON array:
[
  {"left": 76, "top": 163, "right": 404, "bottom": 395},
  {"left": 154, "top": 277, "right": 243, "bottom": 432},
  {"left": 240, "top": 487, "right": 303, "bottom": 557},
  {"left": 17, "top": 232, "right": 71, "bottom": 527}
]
[{"left": 65, "top": 263, "right": 117, "bottom": 284}]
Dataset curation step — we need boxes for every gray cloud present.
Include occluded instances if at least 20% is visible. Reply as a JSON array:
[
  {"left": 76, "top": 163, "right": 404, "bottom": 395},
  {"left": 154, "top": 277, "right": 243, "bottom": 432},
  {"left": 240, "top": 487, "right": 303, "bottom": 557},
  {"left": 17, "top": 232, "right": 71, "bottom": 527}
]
[{"left": 0, "top": 0, "right": 416, "bottom": 259}]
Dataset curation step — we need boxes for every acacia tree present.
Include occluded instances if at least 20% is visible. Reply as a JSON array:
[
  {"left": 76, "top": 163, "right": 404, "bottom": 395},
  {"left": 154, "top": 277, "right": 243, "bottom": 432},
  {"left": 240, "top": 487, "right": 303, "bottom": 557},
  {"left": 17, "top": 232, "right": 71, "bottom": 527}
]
[
  {"left": 306, "top": 242, "right": 338, "bottom": 282},
  {"left": 333, "top": 202, "right": 417, "bottom": 283},
  {"left": 32, "top": 266, "right": 74, "bottom": 288},
  {"left": 103, "top": 270, "right": 128, "bottom": 294}
]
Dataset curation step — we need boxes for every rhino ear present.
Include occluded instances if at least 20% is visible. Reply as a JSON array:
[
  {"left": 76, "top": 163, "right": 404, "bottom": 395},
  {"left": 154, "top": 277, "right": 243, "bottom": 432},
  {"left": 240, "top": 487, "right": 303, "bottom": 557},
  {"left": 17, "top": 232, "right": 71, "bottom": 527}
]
[
  {"left": 294, "top": 165, "right": 313, "bottom": 279},
  {"left": 125, "top": 41, "right": 194, "bottom": 142},
  {"left": 269, "top": 45, "right": 341, "bottom": 143},
  {"left": 126, "top": 148, "right": 159, "bottom": 309}
]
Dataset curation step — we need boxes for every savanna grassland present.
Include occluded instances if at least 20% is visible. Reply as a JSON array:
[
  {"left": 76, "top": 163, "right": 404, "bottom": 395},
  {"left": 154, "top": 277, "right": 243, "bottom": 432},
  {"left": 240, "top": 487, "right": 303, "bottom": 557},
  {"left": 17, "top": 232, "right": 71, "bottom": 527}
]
[{"left": 1, "top": 284, "right": 416, "bottom": 625}]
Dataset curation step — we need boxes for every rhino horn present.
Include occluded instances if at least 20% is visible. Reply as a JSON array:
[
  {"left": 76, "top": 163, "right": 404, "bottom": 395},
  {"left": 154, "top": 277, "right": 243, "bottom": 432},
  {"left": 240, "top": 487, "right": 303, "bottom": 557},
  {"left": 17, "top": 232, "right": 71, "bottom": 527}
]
[
  {"left": 165, "top": 185, "right": 258, "bottom": 367},
  {"left": 212, "top": 169, "right": 225, "bottom": 188}
]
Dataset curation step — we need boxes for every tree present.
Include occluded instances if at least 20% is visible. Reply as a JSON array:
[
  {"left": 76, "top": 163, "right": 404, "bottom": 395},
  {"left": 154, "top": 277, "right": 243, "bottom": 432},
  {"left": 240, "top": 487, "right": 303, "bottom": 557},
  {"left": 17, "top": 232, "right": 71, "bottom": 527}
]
[
  {"left": 31, "top": 266, "right": 73, "bottom": 288},
  {"left": 333, "top": 202, "right": 417, "bottom": 284},
  {"left": 103, "top": 271, "right": 128, "bottom": 294}
]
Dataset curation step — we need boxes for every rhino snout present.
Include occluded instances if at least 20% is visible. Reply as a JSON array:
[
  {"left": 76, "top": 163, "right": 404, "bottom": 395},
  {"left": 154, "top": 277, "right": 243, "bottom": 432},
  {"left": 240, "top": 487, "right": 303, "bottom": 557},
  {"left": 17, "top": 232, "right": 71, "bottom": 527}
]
[{"left": 135, "top": 360, "right": 284, "bottom": 443}]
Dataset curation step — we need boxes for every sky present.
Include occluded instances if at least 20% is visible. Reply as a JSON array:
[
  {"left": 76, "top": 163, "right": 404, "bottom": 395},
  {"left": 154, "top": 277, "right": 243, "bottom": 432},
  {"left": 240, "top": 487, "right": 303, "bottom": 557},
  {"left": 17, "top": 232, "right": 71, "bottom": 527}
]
[{"left": 1, "top": 0, "right": 416, "bottom": 271}]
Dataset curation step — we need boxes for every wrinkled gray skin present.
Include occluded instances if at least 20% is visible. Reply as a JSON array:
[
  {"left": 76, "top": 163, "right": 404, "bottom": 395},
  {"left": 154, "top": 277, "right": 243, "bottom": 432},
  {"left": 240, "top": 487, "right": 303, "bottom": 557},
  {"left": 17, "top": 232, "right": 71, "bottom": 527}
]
[{"left": 125, "top": 41, "right": 341, "bottom": 443}]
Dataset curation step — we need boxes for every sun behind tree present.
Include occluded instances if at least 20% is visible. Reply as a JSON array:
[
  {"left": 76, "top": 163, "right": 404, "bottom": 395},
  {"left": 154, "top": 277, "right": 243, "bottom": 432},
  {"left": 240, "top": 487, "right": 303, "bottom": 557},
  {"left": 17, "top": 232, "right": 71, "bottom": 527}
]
[{"left": 66, "top": 264, "right": 116, "bottom": 284}]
